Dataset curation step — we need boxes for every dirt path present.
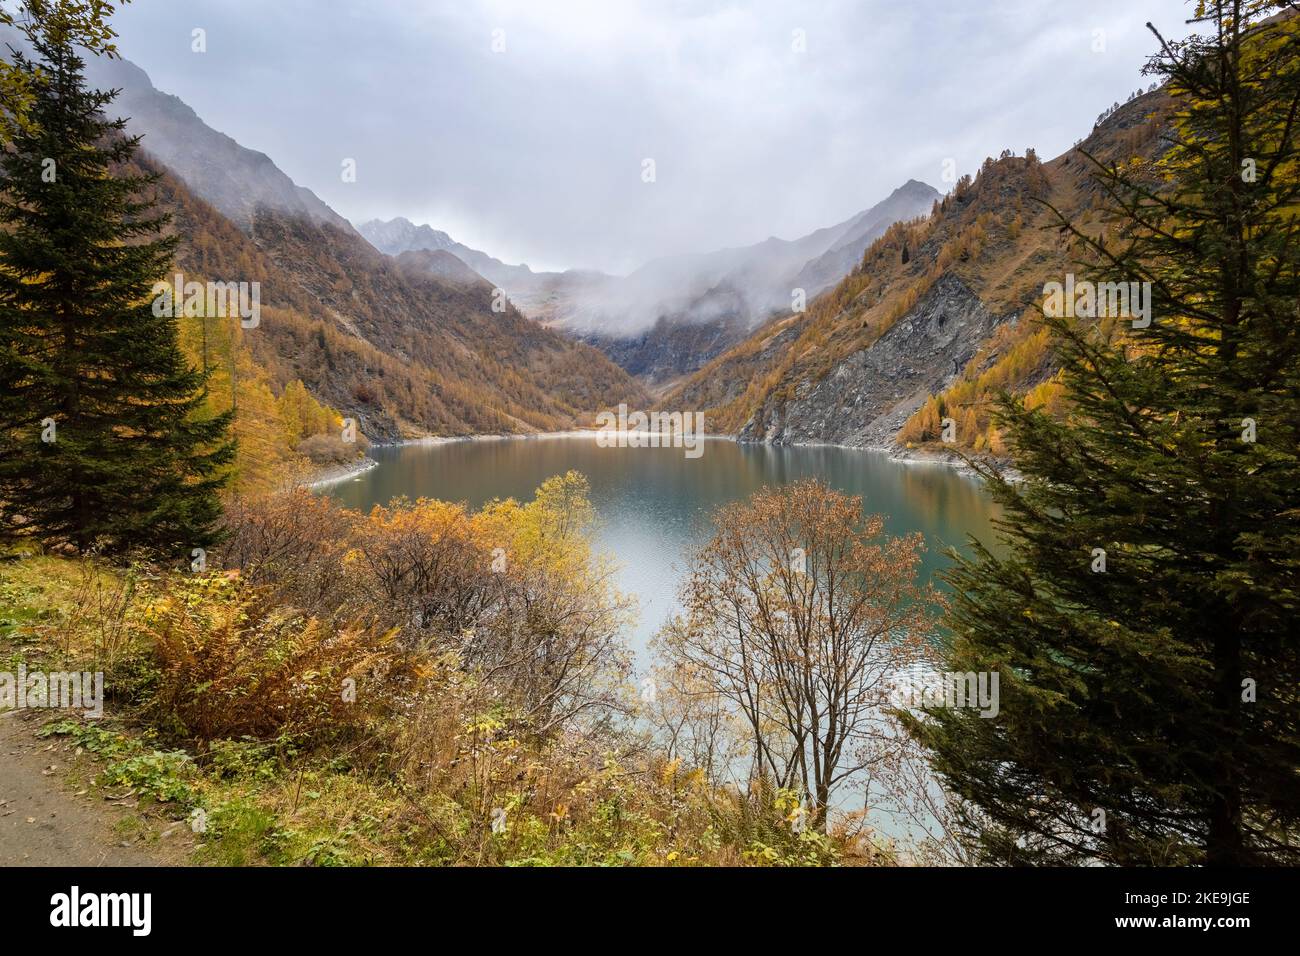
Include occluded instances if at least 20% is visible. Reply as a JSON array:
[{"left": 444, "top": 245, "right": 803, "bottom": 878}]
[{"left": 0, "top": 711, "right": 190, "bottom": 866}]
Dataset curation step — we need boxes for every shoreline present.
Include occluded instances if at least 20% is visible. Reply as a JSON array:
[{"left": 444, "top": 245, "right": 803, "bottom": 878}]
[
  {"left": 380, "top": 429, "right": 732, "bottom": 447},
  {"left": 736, "top": 434, "right": 1021, "bottom": 483},
  {"left": 304, "top": 429, "right": 1019, "bottom": 485},
  {"left": 304, "top": 455, "right": 380, "bottom": 489}
]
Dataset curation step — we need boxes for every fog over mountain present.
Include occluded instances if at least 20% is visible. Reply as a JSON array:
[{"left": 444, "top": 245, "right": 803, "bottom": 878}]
[
  {"left": 362, "top": 176, "right": 938, "bottom": 321},
  {"left": 359, "top": 179, "right": 937, "bottom": 374},
  {"left": 7, "top": 16, "right": 935, "bottom": 372}
]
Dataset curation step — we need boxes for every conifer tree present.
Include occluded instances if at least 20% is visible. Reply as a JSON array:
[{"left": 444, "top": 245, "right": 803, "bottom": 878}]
[
  {"left": 908, "top": 1, "right": 1300, "bottom": 865},
  {"left": 0, "top": 7, "right": 233, "bottom": 553}
]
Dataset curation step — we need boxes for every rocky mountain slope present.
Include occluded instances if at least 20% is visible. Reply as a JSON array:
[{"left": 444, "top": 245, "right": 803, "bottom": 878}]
[
  {"left": 662, "top": 87, "right": 1171, "bottom": 451},
  {"left": 152, "top": 161, "right": 645, "bottom": 442},
  {"left": 744, "top": 272, "right": 1007, "bottom": 446},
  {"left": 79, "top": 50, "right": 353, "bottom": 234}
]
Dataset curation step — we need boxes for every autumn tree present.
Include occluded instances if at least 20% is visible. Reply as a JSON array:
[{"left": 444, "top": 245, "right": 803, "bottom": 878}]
[
  {"left": 468, "top": 472, "right": 634, "bottom": 738},
  {"left": 643, "top": 657, "right": 750, "bottom": 786},
  {"left": 657, "top": 479, "right": 933, "bottom": 830},
  {"left": 221, "top": 473, "right": 633, "bottom": 743}
]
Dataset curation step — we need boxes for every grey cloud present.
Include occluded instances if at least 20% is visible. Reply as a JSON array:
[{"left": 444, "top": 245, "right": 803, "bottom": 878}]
[{"left": 109, "top": 0, "right": 1196, "bottom": 274}]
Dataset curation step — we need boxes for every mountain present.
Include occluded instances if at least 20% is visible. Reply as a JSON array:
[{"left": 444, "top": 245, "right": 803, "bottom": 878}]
[
  {"left": 77, "top": 49, "right": 353, "bottom": 233},
  {"left": 791, "top": 179, "right": 944, "bottom": 294},
  {"left": 360, "top": 179, "right": 939, "bottom": 384},
  {"left": 661, "top": 85, "right": 1171, "bottom": 452},
  {"left": 356, "top": 216, "right": 606, "bottom": 323},
  {"left": 565, "top": 179, "right": 940, "bottom": 382},
  {"left": 601, "top": 178, "right": 942, "bottom": 332},
  {"left": 392, "top": 249, "right": 485, "bottom": 287},
  {"left": 357, "top": 216, "right": 533, "bottom": 285},
  {"left": 9, "top": 36, "right": 651, "bottom": 441},
  {"left": 357, "top": 217, "right": 459, "bottom": 256},
  {"left": 137, "top": 151, "right": 647, "bottom": 442}
]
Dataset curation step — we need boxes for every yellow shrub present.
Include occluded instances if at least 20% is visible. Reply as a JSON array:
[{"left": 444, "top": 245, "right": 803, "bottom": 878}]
[{"left": 146, "top": 574, "right": 403, "bottom": 743}]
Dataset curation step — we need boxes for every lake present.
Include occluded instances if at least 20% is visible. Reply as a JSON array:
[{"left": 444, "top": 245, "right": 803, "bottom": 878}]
[{"left": 321, "top": 435, "right": 1002, "bottom": 661}]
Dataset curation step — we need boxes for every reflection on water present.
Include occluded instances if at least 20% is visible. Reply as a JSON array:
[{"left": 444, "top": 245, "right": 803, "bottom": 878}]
[{"left": 322, "top": 436, "right": 1002, "bottom": 657}]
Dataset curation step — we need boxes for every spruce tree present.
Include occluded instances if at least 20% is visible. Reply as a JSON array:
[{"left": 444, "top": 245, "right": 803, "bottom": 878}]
[
  {"left": 908, "top": 1, "right": 1300, "bottom": 866},
  {"left": 0, "top": 11, "right": 233, "bottom": 553}
]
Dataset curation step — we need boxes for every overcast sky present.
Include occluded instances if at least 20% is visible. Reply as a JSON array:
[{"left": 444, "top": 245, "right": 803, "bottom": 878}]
[{"left": 109, "top": 0, "right": 1197, "bottom": 274}]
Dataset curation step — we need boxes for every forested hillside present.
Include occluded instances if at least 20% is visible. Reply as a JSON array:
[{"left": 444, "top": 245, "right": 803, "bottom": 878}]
[{"left": 142, "top": 153, "right": 648, "bottom": 450}]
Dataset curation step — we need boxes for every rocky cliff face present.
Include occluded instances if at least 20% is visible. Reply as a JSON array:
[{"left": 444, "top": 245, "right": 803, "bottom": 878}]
[{"left": 738, "top": 273, "right": 1009, "bottom": 445}]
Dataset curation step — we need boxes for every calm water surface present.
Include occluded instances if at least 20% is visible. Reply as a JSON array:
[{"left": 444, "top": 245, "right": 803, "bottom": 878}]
[{"left": 322, "top": 436, "right": 1002, "bottom": 660}]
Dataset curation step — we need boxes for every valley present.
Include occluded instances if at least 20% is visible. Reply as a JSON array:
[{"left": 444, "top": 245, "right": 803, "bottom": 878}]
[
  {"left": 7, "top": 23, "right": 1167, "bottom": 469},
  {"left": 1, "top": 0, "right": 1295, "bottom": 888},
  {"left": 65, "top": 31, "right": 1171, "bottom": 473}
]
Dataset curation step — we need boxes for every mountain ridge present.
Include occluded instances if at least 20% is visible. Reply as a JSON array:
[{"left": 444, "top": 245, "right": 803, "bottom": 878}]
[{"left": 74, "top": 44, "right": 355, "bottom": 234}]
